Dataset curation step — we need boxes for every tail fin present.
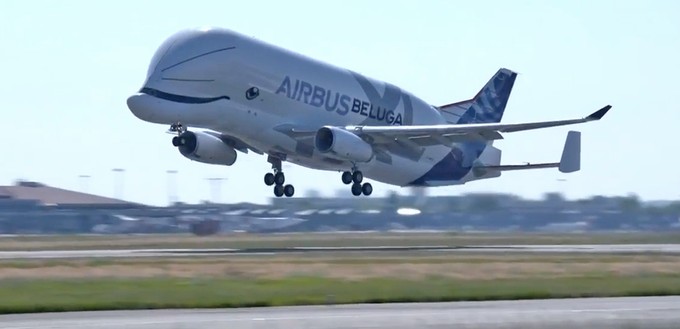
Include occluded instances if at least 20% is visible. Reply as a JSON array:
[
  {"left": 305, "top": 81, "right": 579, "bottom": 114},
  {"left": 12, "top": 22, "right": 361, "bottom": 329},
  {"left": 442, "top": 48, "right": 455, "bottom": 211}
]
[{"left": 439, "top": 68, "right": 517, "bottom": 124}]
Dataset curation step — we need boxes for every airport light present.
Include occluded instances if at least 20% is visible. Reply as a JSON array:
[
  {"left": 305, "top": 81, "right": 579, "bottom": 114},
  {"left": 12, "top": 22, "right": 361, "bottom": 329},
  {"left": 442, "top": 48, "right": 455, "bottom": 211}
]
[
  {"left": 78, "top": 174, "right": 90, "bottom": 193},
  {"left": 397, "top": 207, "right": 422, "bottom": 216},
  {"left": 206, "top": 177, "right": 226, "bottom": 204},
  {"left": 166, "top": 170, "right": 178, "bottom": 205},
  {"left": 112, "top": 168, "right": 126, "bottom": 200}
]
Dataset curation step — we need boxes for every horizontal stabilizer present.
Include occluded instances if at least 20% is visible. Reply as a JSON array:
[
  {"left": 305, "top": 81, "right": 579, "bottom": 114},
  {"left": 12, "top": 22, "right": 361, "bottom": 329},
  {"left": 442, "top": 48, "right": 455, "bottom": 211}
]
[
  {"left": 472, "top": 131, "right": 582, "bottom": 174},
  {"left": 477, "top": 163, "right": 559, "bottom": 172}
]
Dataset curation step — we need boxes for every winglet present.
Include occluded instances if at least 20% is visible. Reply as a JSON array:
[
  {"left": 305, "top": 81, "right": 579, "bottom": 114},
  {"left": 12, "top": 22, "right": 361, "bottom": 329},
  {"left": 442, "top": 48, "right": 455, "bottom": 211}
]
[
  {"left": 559, "top": 131, "right": 581, "bottom": 173},
  {"left": 586, "top": 105, "right": 612, "bottom": 121}
]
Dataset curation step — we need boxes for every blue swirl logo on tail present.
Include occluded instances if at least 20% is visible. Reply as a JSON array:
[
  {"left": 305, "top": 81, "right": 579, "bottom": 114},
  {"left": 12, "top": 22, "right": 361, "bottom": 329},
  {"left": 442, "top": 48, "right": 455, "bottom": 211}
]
[{"left": 458, "top": 68, "right": 517, "bottom": 125}]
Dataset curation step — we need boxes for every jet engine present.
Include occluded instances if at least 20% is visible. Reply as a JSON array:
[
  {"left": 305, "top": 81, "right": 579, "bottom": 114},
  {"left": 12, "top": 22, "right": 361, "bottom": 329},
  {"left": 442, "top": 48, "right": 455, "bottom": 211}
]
[
  {"left": 172, "top": 131, "right": 237, "bottom": 165},
  {"left": 314, "top": 126, "right": 373, "bottom": 162}
]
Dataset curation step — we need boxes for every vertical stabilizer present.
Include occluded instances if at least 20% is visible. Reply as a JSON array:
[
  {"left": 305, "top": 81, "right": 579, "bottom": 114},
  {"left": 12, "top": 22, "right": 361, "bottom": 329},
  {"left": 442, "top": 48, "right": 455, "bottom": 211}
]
[{"left": 438, "top": 68, "right": 517, "bottom": 124}]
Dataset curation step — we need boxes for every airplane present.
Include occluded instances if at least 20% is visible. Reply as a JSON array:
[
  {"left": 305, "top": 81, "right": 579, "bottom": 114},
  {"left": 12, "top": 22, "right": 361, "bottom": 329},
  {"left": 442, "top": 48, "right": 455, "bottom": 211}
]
[{"left": 127, "top": 27, "right": 611, "bottom": 198}]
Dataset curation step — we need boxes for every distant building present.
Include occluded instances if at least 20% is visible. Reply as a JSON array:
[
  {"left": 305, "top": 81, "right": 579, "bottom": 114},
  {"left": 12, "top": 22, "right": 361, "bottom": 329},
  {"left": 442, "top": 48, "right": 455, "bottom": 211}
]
[
  {"left": 0, "top": 180, "right": 143, "bottom": 209},
  {"left": 0, "top": 180, "right": 677, "bottom": 234},
  {"left": 0, "top": 180, "right": 148, "bottom": 234}
]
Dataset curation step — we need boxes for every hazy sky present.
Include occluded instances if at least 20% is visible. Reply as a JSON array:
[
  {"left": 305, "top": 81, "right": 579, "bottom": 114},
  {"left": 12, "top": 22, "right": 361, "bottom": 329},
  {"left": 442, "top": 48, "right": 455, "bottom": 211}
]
[{"left": 1, "top": 0, "right": 678, "bottom": 206}]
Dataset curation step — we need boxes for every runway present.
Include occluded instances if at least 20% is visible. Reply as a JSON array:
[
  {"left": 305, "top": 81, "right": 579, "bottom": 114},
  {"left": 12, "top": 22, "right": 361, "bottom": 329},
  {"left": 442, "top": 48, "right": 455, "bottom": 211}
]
[
  {"left": 1, "top": 296, "right": 678, "bottom": 328},
  {"left": 1, "top": 244, "right": 680, "bottom": 259}
]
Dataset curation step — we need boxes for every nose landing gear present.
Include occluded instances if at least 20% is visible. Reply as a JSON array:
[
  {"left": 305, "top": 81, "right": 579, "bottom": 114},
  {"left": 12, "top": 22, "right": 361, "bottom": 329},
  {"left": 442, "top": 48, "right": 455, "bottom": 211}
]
[
  {"left": 169, "top": 122, "right": 188, "bottom": 147},
  {"left": 169, "top": 122, "right": 186, "bottom": 134},
  {"left": 168, "top": 122, "right": 187, "bottom": 147},
  {"left": 264, "top": 155, "right": 294, "bottom": 197}
]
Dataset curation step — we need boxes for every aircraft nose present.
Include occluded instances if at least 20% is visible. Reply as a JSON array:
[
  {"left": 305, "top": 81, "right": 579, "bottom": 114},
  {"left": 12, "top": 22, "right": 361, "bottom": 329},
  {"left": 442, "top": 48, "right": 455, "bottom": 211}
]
[
  {"left": 127, "top": 93, "right": 156, "bottom": 122},
  {"left": 127, "top": 28, "right": 236, "bottom": 125}
]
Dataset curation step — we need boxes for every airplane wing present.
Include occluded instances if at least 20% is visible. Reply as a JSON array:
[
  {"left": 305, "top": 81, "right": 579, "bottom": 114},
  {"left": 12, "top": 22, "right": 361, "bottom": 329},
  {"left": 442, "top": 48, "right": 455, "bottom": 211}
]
[
  {"left": 276, "top": 105, "right": 609, "bottom": 163},
  {"left": 348, "top": 105, "right": 611, "bottom": 147},
  {"left": 204, "top": 131, "right": 264, "bottom": 155}
]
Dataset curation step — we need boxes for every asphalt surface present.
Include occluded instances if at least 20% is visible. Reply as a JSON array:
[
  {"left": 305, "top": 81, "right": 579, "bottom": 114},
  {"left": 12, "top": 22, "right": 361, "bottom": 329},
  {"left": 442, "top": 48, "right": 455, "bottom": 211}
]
[
  {"left": 1, "top": 244, "right": 680, "bottom": 259},
  {"left": 1, "top": 296, "right": 679, "bottom": 328}
]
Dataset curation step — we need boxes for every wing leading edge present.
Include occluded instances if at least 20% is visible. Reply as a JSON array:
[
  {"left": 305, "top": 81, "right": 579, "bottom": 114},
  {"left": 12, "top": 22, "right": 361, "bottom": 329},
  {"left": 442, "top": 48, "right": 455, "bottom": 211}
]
[
  {"left": 336, "top": 105, "right": 606, "bottom": 163},
  {"left": 274, "top": 105, "right": 609, "bottom": 163},
  {"left": 348, "top": 105, "right": 611, "bottom": 143}
]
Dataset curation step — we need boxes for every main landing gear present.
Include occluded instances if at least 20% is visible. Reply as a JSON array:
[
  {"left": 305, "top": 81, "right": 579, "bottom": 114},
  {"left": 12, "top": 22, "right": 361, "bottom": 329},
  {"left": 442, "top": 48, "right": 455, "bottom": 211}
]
[
  {"left": 341, "top": 169, "right": 372, "bottom": 196},
  {"left": 264, "top": 155, "right": 294, "bottom": 197}
]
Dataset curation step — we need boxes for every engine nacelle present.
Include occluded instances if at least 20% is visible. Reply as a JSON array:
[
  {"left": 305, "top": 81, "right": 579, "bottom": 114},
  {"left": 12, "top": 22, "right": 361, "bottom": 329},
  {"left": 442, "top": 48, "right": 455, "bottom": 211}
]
[
  {"left": 314, "top": 126, "right": 373, "bottom": 163},
  {"left": 174, "top": 131, "right": 237, "bottom": 165}
]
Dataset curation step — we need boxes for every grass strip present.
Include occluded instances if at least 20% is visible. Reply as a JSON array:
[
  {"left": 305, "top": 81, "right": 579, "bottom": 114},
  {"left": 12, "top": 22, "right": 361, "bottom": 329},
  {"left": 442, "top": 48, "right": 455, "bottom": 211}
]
[
  {"left": 2, "top": 253, "right": 677, "bottom": 268},
  {"left": 2, "top": 232, "right": 680, "bottom": 251},
  {"left": 0, "top": 275, "right": 679, "bottom": 314}
]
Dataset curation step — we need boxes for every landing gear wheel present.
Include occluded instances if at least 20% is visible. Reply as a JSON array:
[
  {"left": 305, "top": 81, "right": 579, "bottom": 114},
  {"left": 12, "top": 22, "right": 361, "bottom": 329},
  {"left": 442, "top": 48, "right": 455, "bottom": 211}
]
[
  {"left": 266, "top": 155, "right": 293, "bottom": 197},
  {"left": 352, "top": 171, "right": 363, "bottom": 184},
  {"left": 171, "top": 136, "right": 180, "bottom": 147},
  {"left": 361, "top": 183, "right": 373, "bottom": 196},
  {"left": 351, "top": 183, "right": 363, "bottom": 196},
  {"left": 274, "top": 172, "right": 285, "bottom": 185},
  {"left": 341, "top": 171, "right": 353, "bottom": 185},
  {"left": 264, "top": 173, "right": 275, "bottom": 186},
  {"left": 283, "top": 184, "right": 295, "bottom": 197},
  {"left": 274, "top": 184, "right": 284, "bottom": 197}
]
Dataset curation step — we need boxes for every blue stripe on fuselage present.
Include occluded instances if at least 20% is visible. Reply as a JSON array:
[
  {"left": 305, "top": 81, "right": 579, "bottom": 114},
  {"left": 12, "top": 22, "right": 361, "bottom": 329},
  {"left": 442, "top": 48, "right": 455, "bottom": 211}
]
[
  {"left": 407, "top": 107, "right": 488, "bottom": 186},
  {"left": 408, "top": 141, "right": 486, "bottom": 186}
]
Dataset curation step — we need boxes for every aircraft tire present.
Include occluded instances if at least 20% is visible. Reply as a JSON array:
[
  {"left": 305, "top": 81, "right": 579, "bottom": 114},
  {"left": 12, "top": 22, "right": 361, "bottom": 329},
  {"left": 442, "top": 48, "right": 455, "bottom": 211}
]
[
  {"left": 352, "top": 171, "right": 363, "bottom": 184},
  {"left": 361, "top": 183, "right": 373, "bottom": 196},
  {"left": 284, "top": 184, "right": 295, "bottom": 197},
  {"left": 264, "top": 173, "right": 275, "bottom": 186},
  {"left": 274, "top": 172, "right": 285, "bottom": 185},
  {"left": 351, "top": 183, "right": 362, "bottom": 196},
  {"left": 274, "top": 184, "right": 284, "bottom": 197},
  {"left": 341, "top": 171, "right": 353, "bottom": 184}
]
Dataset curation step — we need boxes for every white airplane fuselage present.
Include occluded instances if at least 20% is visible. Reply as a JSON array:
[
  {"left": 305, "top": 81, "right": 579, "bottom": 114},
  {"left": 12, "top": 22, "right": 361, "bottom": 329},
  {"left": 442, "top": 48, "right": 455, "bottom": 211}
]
[{"left": 127, "top": 27, "right": 495, "bottom": 188}]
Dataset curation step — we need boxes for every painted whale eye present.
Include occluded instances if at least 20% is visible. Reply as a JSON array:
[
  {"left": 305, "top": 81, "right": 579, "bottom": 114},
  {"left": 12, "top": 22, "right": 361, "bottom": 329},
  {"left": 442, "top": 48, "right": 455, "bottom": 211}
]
[{"left": 246, "top": 86, "right": 260, "bottom": 100}]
